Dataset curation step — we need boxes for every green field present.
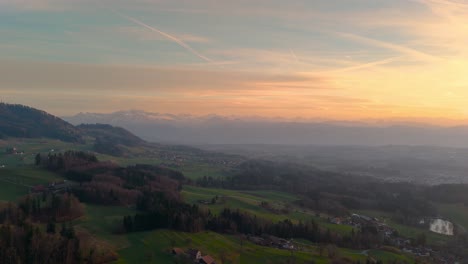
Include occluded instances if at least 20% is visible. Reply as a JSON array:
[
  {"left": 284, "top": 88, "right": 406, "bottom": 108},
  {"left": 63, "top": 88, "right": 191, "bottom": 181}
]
[
  {"left": 118, "top": 229, "right": 344, "bottom": 264},
  {"left": 1, "top": 138, "right": 231, "bottom": 181},
  {"left": 95, "top": 153, "right": 227, "bottom": 180},
  {"left": 0, "top": 138, "right": 92, "bottom": 166},
  {"left": 0, "top": 168, "right": 415, "bottom": 264},
  {"left": 435, "top": 203, "right": 468, "bottom": 233},
  {"left": 0, "top": 139, "right": 415, "bottom": 263},
  {"left": 367, "top": 249, "right": 412, "bottom": 263},
  {"left": 183, "top": 186, "right": 304, "bottom": 221},
  {"left": 115, "top": 229, "right": 415, "bottom": 264},
  {"left": 74, "top": 204, "right": 138, "bottom": 249},
  {"left": 183, "top": 186, "right": 355, "bottom": 235},
  {"left": 0, "top": 166, "right": 63, "bottom": 201}
]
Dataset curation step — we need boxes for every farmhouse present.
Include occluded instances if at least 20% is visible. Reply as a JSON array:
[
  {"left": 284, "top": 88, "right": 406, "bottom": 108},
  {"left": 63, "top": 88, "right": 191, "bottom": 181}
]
[
  {"left": 5, "top": 147, "right": 17, "bottom": 155},
  {"left": 31, "top": 185, "right": 47, "bottom": 193},
  {"left": 171, "top": 247, "right": 184, "bottom": 256},
  {"left": 49, "top": 180, "right": 73, "bottom": 193},
  {"left": 200, "top": 255, "right": 216, "bottom": 264},
  {"left": 186, "top": 249, "right": 202, "bottom": 261}
]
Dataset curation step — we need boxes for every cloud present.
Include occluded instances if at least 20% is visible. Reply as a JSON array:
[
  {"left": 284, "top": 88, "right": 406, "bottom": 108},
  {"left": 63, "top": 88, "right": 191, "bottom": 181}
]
[
  {"left": 0, "top": 59, "right": 325, "bottom": 92},
  {"left": 309, "top": 56, "right": 403, "bottom": 75},
  {"left": 115, "top": 26, "right": 210, "bottom": 43},
  {"left": 112, "top": 10, "right": 214, "bottom": 63},
  {"left": 0, "top": 59, "right": 337, "bottom": 115},
  {"left": 334, "top": 32, "right": 441, "bottom": 62}
]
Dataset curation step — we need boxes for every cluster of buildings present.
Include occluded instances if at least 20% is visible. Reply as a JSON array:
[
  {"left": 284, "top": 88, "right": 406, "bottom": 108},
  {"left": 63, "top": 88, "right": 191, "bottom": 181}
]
[
  {"left": 401, "top": 245, "right": 458, "bottom": 264},
  {"left": 330, "top": 213, "right": 457, "bottom": 263},
  {"left": 153, "top": 147, "right": 242, "bottom": 169},
  {"left": 5, "top": 147, "right": 24, "bottom": 155},
  {"left": 171, "top": 248, "right": 216, "bottom": 264},
  {"left": 30, "top": 180, "right": 74, "bottom": 194},
  {"left": 247, "top": 235, "right": 295, "bottom": 250}
]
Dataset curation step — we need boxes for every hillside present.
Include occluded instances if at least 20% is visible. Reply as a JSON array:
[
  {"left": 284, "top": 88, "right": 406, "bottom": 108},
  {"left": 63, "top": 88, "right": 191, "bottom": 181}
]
[
  {"left": 77, "top": 124, "right": 145, "bottom": 147},
  {"left": 0, "top": 103, "right": 83, "bottom": 143}
]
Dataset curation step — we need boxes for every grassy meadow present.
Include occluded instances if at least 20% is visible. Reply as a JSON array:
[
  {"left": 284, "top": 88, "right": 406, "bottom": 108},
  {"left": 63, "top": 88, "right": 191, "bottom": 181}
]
[{"left": 0, "top": 138, "right": 421, "bottom": 263}]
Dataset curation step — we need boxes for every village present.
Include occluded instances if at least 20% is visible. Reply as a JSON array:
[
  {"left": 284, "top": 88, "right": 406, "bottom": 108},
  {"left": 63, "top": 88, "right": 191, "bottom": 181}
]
[
  {"left": 30, "top": 180, "right": 75, "bottom": 194},
  {"left": 330, "top": 213, "right": 457, "bottom": 263}
]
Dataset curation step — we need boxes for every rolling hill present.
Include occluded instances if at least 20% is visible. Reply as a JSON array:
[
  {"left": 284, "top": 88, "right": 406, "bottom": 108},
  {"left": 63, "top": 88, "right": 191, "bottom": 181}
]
[{"left": 0, "top": 103, "right": 83, "bottom": 142}]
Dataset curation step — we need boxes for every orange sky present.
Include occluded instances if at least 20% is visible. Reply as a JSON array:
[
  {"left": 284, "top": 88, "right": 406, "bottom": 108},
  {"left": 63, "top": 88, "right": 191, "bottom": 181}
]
[{"left": 2, "top": 0, "right": 468, "bottom": 124}]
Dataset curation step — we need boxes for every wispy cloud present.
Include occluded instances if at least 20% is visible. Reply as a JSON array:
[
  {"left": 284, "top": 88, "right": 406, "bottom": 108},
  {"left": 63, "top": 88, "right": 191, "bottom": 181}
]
[
  {"left": 4, "top": 0, "right": 468, "bottom": 122},
  {"left": 115, "top": 26, "right": 210, "bottom": 43},
  {"left": 289, "top": 48, "right": 299, "bottom": 63},
  {"left": 335, "top": 32, "right": 441, "bottom": 62},
  {"left": 111, "top": 9, "right": 214, "bottom": 63},
  {"left": 312, "top": 56, "right": 403, "bottom": 75}
]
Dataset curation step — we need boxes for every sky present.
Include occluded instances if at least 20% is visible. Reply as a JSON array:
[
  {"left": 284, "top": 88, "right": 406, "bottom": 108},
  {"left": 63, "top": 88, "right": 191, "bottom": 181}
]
[{"left": 1, "top": 0, "right": 468, "bottom": 124}]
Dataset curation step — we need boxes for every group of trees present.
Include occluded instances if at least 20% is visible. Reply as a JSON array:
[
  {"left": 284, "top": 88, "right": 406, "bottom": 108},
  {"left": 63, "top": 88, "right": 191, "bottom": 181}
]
[
  {"left": 197, "top": 160, "right": 438, "bottom": 226},
  {"left": 122, "top": 191, "right": 203, "bottom": 233},
  {"left": 37, "top": 151, "right": 184, "bottom": 206},
  {"left": 121, "top": 192, "right": 390, "bottom": 251},
  {"left": 18, "top": 193, "right": 84, "bottom": 222},
  {"left": 0, "top": 222, "right": 81, "bottom": 264},
  {"left": 0, "top": 196, "right": 116, "bottom": 264}
]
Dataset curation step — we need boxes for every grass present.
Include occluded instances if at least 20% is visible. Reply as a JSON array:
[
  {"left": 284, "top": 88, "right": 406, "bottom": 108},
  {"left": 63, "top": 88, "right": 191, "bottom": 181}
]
[
  {"left": 0, "top": 138, "right": 416, "bottom": 263},
  {"left": 183, "top": 186, "right": 355, "bottom": 236},
  {"left": 116, "top": 229, "right": 414, "bottom": 264},
  {"left": 1, "top": 137, "right": 230, "bottom": 181},
  {"left": 117, "top": 229, "right": 350, "bottom": 264},
  {"left": 0, "top": 166, "right": 63, "bottom": 201},
  {"left": 74, "top": 204, "right": 138, "bottom": 249},
  {"left": 435, "top": 203, "right": 468, "bottom": 233},
  {"left": 367, "top": 249, "right": 412, "bottom": 263},
  {"left": 95, "top": 153, "right": 227, "bottom": 180},
  {"left": 0, "top": 138, "right": 92, "bottom": 167},
  {"left": 182, "top": 186, "right": 299, "bottom": 221}
]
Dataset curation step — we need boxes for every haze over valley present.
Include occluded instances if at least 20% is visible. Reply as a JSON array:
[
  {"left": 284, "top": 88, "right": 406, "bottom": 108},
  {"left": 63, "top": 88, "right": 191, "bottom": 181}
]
[
  {"left": 65, "top": 110, "right": 468, "bottom": 147},
  {"left": 4, "top": 0, "right": 468, "bottom": 263}
]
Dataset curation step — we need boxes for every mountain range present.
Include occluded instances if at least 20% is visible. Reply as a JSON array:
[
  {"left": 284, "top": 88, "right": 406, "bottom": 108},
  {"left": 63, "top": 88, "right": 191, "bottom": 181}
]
[{"left": 64, "top": 110, "right": 468, "bottom": 147}]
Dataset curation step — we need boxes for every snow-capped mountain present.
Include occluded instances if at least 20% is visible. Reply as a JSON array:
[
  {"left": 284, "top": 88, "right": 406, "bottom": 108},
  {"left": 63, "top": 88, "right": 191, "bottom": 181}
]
[{"left": 64, "top": 110, "right": 468, "bottom": 146}]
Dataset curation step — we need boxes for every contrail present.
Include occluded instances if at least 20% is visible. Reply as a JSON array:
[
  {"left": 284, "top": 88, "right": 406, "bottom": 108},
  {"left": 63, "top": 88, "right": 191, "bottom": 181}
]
[
  {"left": 289, "top": 48, "right": 299, "bottom": 63},
  {"left": 112, "top": 10, "right": 214, "bottom": 63},
  {"left": 335, "top": 31, "right": 441, "bottom": 62},
  {"left": 327, "top": 56, "right": 402, "bottom": 74}
]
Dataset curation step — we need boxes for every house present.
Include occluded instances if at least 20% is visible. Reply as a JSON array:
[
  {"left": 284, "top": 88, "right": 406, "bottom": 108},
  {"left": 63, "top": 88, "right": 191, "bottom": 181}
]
[
  {"left": 187, "top": 249, "right": 202, "bottom": 261},
  {"left": 49, "top": 180, "right": 73, "bottom": 193},
  {"left": 330, "top": 217, "right": 343, "bottom": 225},
  {"left": 171, "top": 248, "right": 184, "bottom": 256},
  {"left": 31, "top": 185, "right": 46, "bottom": 193},
  {"left": 5, "top": 147, "right": 17, "bottom": 155},
  {"left": 200, "top": 255, "right": 216, "bottom": 264},
  {"left": 249, "top": 236, "right": 267, "bottom": 246}
]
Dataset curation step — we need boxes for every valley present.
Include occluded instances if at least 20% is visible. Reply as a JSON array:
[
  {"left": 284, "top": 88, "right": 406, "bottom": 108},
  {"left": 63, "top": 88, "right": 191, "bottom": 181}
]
[{"left": 1, "top": 103, "right": 467, "bottom": 263}]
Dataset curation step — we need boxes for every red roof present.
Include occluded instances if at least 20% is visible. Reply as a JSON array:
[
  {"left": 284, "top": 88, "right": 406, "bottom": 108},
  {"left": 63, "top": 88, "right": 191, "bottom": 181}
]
[
  {"left": 32, "top": 185, "right": 46, "bottom": 192},
  {"left": 201, "top": 255, "right": 215, "bottom": 264},
  {"left": 172, "top": 248, "right": 184, "bottom": 255}
]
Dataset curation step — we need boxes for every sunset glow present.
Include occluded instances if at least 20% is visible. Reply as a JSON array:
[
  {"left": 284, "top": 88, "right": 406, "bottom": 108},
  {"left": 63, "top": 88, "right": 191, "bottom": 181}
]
[{"left": 2, "top": 0, "right": 468, "bottom": 123}]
